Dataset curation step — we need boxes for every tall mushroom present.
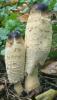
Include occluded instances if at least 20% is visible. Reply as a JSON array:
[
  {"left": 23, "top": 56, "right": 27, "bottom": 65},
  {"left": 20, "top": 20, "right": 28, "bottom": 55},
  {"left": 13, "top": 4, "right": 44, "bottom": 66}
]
[{"left": 25, "top": 3, "right": 53, "bottom": 94}]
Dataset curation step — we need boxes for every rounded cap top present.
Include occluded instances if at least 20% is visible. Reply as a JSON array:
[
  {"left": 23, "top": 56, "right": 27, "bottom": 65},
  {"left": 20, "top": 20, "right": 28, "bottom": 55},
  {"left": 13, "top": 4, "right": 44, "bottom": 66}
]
[
  {"left": 36, "top": 3, "right": 48, "bottom": 11},
  {"left": 8, "top": 30, "right": 22, "bottom": 39}
]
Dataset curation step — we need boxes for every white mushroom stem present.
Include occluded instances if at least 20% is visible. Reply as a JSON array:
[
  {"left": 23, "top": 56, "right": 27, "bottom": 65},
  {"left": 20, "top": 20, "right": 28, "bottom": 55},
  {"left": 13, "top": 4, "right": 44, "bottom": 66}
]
[
  {"left": 25, "top": 65, "right": 40, "bottom": 92},
  {"left": 14, "top": 82, "right": 23, "bottom": 96}
]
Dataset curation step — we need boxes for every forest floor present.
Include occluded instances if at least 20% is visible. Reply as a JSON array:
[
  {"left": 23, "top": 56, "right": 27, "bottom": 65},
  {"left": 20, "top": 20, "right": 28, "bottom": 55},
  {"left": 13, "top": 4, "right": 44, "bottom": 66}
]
[{"left": 0, "top": 58, "right": 57, "bottom": 100}]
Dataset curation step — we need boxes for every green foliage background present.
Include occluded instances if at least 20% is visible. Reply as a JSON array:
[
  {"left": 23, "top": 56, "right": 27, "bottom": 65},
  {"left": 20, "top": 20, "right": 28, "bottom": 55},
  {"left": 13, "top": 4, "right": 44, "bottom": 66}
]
[{"left": 0, "top": 0, "right": 57, "bottom": 59}]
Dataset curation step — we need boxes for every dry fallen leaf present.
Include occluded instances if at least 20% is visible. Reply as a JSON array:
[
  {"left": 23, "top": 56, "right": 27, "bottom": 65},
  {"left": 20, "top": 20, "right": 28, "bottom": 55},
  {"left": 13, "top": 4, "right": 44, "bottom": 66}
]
[
  {"left": 41, "top": 61, "right": 57, "bottom": 74},
  {"left": 19, "top": 13, "right": 29, "bottom": 22},
  {"left": 0, "top": 84, "right": 4, "bottom": 92},
  {"left": 11, "top": 0, "right": 18, "bottom": 3}
]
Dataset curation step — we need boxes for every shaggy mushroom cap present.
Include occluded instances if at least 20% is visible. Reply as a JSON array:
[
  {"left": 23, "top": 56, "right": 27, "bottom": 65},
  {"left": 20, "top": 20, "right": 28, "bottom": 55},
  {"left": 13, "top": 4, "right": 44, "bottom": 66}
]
[
  {"left": 8, "top": 30, "right": 22, "bottom": 40},
  {"left": 36, "top": 3, "right": 48, "bottom": 12}
]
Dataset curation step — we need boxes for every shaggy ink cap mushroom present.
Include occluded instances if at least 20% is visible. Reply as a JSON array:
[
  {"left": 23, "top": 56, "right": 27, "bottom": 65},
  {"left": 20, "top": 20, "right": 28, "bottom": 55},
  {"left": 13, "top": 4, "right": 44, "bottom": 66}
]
[
  {"left": 8, "top": 30, "right": 22, "bottom": 40},
  {"left": 36, "top": 3, "right": 48, "bottom": 12}
]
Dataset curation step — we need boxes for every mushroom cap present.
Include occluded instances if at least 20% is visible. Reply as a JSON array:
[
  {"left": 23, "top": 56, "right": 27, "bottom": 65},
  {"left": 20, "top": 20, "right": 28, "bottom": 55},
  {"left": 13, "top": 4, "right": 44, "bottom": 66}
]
[
  {"left": 36, "top": 3, "right": 48, "bottom": 11},
  {"left": 8, "top": 30, "right": 21, "bottom": 39}
]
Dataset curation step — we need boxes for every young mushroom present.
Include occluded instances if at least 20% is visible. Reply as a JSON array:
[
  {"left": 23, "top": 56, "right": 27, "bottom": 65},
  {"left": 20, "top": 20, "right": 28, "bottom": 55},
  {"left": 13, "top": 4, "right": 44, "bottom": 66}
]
[{"left": 5, "top": 30, "right": 25, "bottom": 96}]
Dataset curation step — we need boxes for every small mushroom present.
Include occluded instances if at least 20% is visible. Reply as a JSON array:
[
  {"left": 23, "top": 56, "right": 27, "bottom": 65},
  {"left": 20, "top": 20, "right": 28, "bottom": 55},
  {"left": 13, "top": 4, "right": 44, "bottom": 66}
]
[
  {"left": 22, "top": 3, "right": 28, "bottom": 8},
  {"left": 17, "top": 6, "right": 23, "bottom": 11}
]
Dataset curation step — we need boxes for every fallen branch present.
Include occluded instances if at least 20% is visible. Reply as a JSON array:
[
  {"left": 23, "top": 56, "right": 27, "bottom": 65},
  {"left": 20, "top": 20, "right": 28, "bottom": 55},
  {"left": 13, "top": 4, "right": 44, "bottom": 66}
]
[{"left": 35, "top": 89, "right": 57, "bottom": 100}]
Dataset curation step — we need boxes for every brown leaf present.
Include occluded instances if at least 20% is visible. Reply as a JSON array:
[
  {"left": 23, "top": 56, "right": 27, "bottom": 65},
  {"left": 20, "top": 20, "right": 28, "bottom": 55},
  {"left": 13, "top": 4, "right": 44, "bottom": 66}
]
[
  {"left": 19, "top": 13, "right": 29, "bottom": 22},
  {"left": 0, "top": 84, "right": 5, "bottom": 92}
]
